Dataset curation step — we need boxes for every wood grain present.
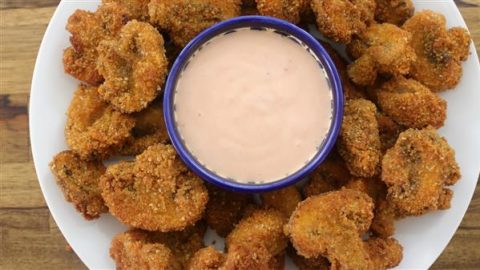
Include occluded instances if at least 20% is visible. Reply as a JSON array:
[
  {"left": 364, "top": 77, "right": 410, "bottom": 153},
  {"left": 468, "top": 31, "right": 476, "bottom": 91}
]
[{"left": 0, "top": 1, "right": 479, "bottom": 269}]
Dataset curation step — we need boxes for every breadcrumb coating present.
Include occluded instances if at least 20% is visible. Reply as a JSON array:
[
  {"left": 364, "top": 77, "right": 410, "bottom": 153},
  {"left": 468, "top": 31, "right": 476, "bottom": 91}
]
[
  {"left": 103, "top": 0, "right": 150, "bottom": 20},
  {"left": 382, "top": 127, "right": 460, "bottom": 215},
  {"left": 375, "top": 0, "right": 414, "bottom": 26},
  {"left": 261, "top": 186, "right": 302, "bottom": 218},
  {"left": 365, "top": 237, "right": 403, "bottom": 269},
  {"left": 310, "top": 0, "right": 376, "bottom": 44},
  {"left": 286, "top": 189, "right": 375, "bottom": 268},
  {"left": 303, "top": 158, "right": 350, "bottom": 197},
  {"left": 111, "top": 225, "right": 205, "bottom": 269},
  {"left": 101, "top": 144, "right": 208, "bottom": 231},
  {"left": 188, "top": 246, "right": 226, "bottom": 270},
  {"left": 226, "top": 209, "right": 288, "bottom": 266},
  {"left": 49, "top": 150, "right": 108, "bottom": 219},
  {"left": 205, "top": 184, "right": 251, "bottom": 237},
  {"left": 347, "top": 23, "right": 416, "bottom": 86},
  {"left": 63, "top": 3, "right": 130, "bottom": 85},
  {"left": 377, "top": 76, "right": 447, "bottom": 129},
  {"left": 256, "top": 0, "right": 309, "bottom": 24},
  {"left": 403, "top": 10, "right": 471, "bottom": 91},
  {"left": 65, "top": 84, "right": 135, "bottom": 160},
  {"left": 118, "top": 99, "right": 170, "bottom": 156},
  {"left": 97, "top": 20, "right": 168, "bottom": 113},
  {"left": 338, "top": 99, "right": 381, "bottom": 177},
  {"left": 148, "top": 0, "right": 241, "bottom": 47}
]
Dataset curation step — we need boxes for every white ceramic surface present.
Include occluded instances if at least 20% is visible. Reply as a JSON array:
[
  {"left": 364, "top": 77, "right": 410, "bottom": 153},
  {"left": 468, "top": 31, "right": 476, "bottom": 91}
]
[{"left": 30, "top": 0, "right": 480, "bottom": 269}]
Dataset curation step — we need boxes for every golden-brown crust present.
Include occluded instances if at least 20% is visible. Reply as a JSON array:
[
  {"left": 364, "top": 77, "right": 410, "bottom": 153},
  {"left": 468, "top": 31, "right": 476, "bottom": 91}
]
[
  {"left": 376, "top": 112, "right": 405, "bottom": 154},
  {"left": 256, "top": 0, "right": 309, "bottom": 24},
  {"left": 286, "top": 189, "right": 375, "bottom": 268},
  {"left": 447, "top": 27, "right": 471, "bottom": 61},
  {"left": 118, "top": 99, "right": 170, "bottom": 156},
  {"left": 347, "top": 23, "right": 416, "bottom": 86},
  {"left": 370, "top": 199, "right": 397, "bottom": 238},
  {"left": 65, "top": 84, "right": 135, "bottom": 160},
  {"left": 110, "top": 230, "right": 181, "bottom": 270},
  {"left": 288, "top": 245, "right": 330, "bottom": 270},
  {"left": 226, "top": 209, "right": 288, "bottom": 263},
  {"left": 49, "top": 150, "right": 108, "bottom": 220},
  {"left": 111, "top": 225, "right": 205, "bottom": 269},
  {"left": 97, "top": 20, "right": 168, "bottom": 113},
  {"left": 148, "top": 0, "right": 241, "bottom": 47},
  {"left": 101, "top": 144, "right": 209, "bottom": 231},
  {"left": 311, "top": 0, "right": 376, "bottom": 44},
  {"left": 261, "top": 186, "right": 302, "bottom": 218},
  {"left": 377, "top": 76, "right": 447, "bottom": 129},
  {"left": 303, "top": 159, "right": 350, "bottom": 197},
  {"left": 188, "top": 246, "right": 226, "bottom": 270},
  {"left": 381, "top": 127, "right": 460, "bottom": 215},
  {"left": 344, "top": 176, "right": 387, "bottom": 203},
  {"left": 365, "top": 237, "right": 403, "bottom": 269},
  {"left": 321, "top": 42, "right": 367, "bottom": 100},
  {"left": 403, "top": 10, "right": 471, "bottom": 92},
  {"left": 338, "top": 98, "right": 381, "bottom": 177},
  {"left": 374, "top": 0, "right": 414, "bottom": 26},
  {"left": 103, "top": 0, "right": 150, "bottom": 20},
  {"left": 205, "top": 184, "right": 252, "bottom": 237},
  {"left": 63, "top": 3, "right": 131, "bottom": 85}
]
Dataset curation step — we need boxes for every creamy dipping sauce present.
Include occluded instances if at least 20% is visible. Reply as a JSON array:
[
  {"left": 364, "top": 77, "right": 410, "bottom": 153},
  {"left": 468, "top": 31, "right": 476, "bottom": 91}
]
[{"left": 174, "top": 28, "right": 332, "bottom": 183}]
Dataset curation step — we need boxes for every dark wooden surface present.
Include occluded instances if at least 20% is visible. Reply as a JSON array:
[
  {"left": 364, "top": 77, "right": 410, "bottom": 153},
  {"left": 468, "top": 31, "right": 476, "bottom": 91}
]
[{"left": 0, "top": 0, "right": 479, "bottom": 269}]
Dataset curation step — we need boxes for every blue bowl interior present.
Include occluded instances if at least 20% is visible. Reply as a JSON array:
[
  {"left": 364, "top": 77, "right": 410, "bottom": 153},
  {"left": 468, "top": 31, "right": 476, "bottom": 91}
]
[{"left": 164, "top": 16, "right": 344, "bottom": 192}]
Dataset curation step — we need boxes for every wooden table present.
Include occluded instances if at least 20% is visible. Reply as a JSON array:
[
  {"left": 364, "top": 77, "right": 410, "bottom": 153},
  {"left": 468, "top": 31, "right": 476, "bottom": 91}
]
[{"left": 0, "top": 0, "right": 479, "bottom": 269}]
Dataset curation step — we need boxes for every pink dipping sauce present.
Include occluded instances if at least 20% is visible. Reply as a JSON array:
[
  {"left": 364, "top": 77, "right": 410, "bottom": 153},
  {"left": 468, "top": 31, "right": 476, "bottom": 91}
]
[{"left": 174, "top": 28, "right": 332, "bottom": 183}]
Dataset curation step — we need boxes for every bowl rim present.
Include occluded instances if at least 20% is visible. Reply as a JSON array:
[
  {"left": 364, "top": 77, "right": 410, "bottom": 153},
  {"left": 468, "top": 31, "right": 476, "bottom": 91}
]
[{"left": 163, "top": 15, "right": 344, "bottom": 192}]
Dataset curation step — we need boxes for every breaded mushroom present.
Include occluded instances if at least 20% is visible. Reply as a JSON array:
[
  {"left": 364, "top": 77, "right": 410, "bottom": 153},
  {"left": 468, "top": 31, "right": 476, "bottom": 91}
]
[
  {"left": 97, "top": 20, "right": 168, "bottom": 113},
  {"left": 370, "top": 199, "right": 397, "bottom": 238},
  {"left": 347, "top": 23, "right": 416, "bottom": 86},
  {"left": 118, "top": 99, "right": 170, "bottom": 156},
  {"left": 322, "top": 42, "right": 366, "bottom": 100},
  {"left": 225, "top": 209, "right": 288, "bottom": 268},
  {"left": 261, "top": 186, "right": 302, "bottom": 218},
  {"left": 338, "top": 98, "right": 381, "bottom": 177},
  {"left": 148, "top": 0, "right": 241, "bottom": 47},
  {"left": 288, "top": 245, "right": 330, "bottom": 270},
  {"left": 303, "top": 158, "right": 350, "bottom": 197},
  {"left": 310, "top": 0, "right": 376, "bottom": 44},
  {"left": 403, "top": 10, "right": 471, "bottom": 92},
  {"left": 65, "top": 84, "right": 135, "bottom": 160},
  {"left": 382, "top": 127, "right": 461, "bottom": 215},
  {"left": 205, "top": 184, "right": 252, "bottom": 237},
  {"left": 375, "top": 0, "right": 414, "bottom": 26},
  {"left": 286, "top": 189, "right": 375, "bottom": 268},
  {"left": 110, "top": 229, "right": 180, "bottom": 270},
  {"left": 256, "top": 0, "right": 309, "bottom": 24},
  {"left": 365, "top": 237, "right": 403, "bottom": 270},
  {"left": 377, "top": 76, "right": 447, "bottom": 129},
  {"left": 101, "top": 144, "right": 209, "bottom": 231},
  {"left": 376, "top": 112, "right": 405, "bottom": 154},
  {"left": 63, "top": 3, "right": 130, "bottom": 85},
  {"left": 103, "top": 0, "right": 150, "bottom": 20},
  {"left": 111, "top": 225, "right": 205, "bottom": 269},
  {"left": 49, "top": 150, "right": 108, "bottom": 219},
  {"left": 188, "top": 246, "right": 226, "bottom": 270}
]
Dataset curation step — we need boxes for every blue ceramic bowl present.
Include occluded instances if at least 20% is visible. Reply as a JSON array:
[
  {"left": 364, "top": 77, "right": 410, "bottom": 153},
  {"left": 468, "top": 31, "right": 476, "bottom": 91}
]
[{"left": 164, "top": 16, "right": 343, "bottom": 192}]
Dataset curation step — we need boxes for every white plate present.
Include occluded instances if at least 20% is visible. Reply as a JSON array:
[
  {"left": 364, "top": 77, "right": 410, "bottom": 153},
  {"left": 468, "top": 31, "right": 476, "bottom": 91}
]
[{"left": 30, "top": 0, "right": 480, "bottom": 269}]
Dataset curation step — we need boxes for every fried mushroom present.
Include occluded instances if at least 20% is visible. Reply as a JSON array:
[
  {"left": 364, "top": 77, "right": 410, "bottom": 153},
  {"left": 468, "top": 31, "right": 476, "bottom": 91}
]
[
  {"left": 381, "top": 127, "right": 461, "bottom": 215},
  {"left": 101, "top": 144, "right": 209, "bottom": 231},
  {"left": 65, "top": 84, "right": 135, "bottom": 160},
  {"left": 49, "top": 150, "right": 108, "bottom": 219},
  {"left": 97, "top": 20, "right": 168, "bottom": 113}
]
